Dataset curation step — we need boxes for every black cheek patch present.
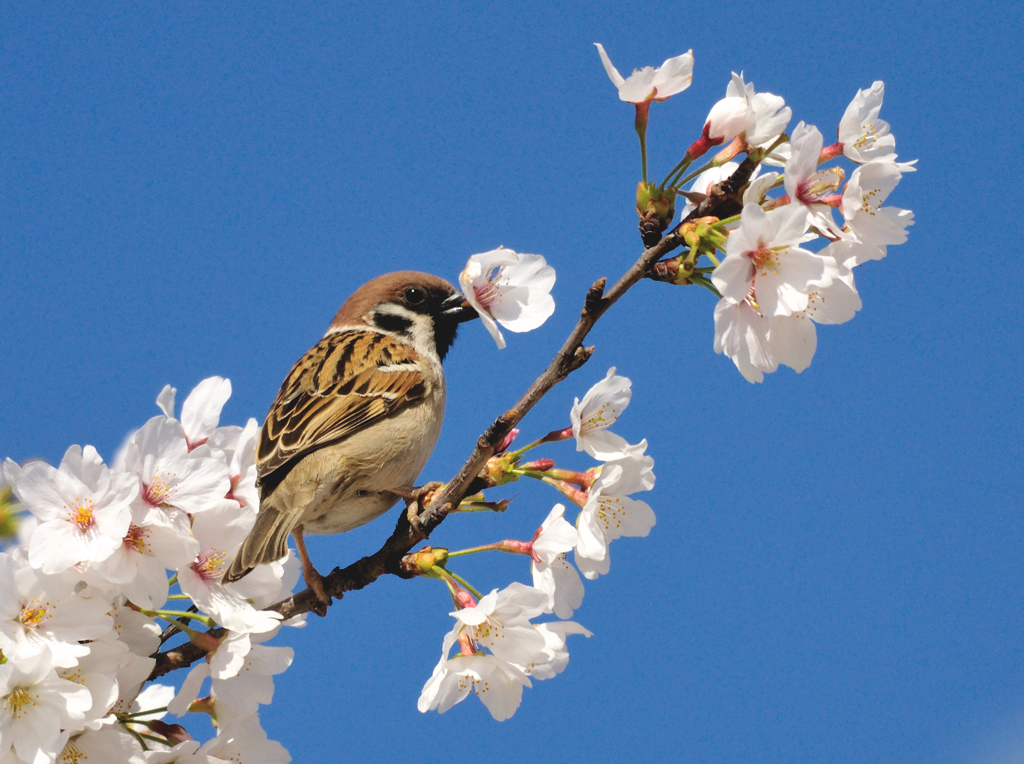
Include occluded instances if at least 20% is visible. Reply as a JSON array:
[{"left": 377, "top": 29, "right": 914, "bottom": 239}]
[{"left": 372, "top": 311, "right": 414, "bottom": 335}]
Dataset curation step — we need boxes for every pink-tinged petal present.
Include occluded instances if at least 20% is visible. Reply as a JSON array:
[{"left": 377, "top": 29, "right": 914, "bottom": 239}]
[
  {"left": 575, "top": 510, "right": 608, "bottom": 563},
  {"left": 805, "top": 265, "right": 861, "bottom": 326},
  {"left": 712, "top": 254, "right": 755, "bottom": 303},
  {"left": 768, "top": 314, "right": 817, "bottom": 373},
  {"left": 155, "top": 384, "right": 177, "bottom": 418},
  {"left": 574, "top": 547, "right": 610, "bottom": 580},
  {"left": 784, "top": 122, "right": 824, "bottom": 200},
  {"left": 705, "top": 96, "right": 754, "bottom": 142},
  {"left": 593, "top": 43, "right": 625, "bottom": 88},
  {"left": 181, "top": 377, "right": 232, "bottom": 447},
  {"left": 713, "top": 298, "right": 775, "bottom": 384},
  {"left": 839, "top": 82, "right": 896, "bottom": 163}
]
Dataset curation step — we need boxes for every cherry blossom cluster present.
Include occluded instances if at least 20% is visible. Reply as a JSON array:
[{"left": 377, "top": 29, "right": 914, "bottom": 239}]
[
  {"left": 413, "top": 367, "right": 654, "bottom": 720},
  {"left": 1, "top": 379, "right": 297, "bottom": 764},
  {"left": 596, "top": 46, "right": 916, "bottom": 382}
]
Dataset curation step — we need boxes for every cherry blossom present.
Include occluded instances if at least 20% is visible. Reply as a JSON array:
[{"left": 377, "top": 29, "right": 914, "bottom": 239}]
[
  {"left": 520, "top": 621, "right": 593, "bottom": 680},
  {"left": 0, "top": 654, "right": 91, "bottom": 764},
  {"left": 459, "top": 248, "right": 556, "bottom": 349},
  {"left": 195, "top": 715, "right": 290, "bottom": 764},
  {"left": 451, "top": 583, "right": 550, "bottom": 666},
  {"left": 82, "top": 503, "right": 199, "bottom": 610},
  {"left": 175, "top": 501, "right": 280, "bottom": 635},
  {"left": 838, "top": 81, "right": 912, "bottom": 165},
  {"left": 58, "top": 727, "right": 146, "bottom": 764},
  {"left": 712, "top": 203, "right": 835, "bottom": 319},
  {"left": 593, "top": 44, "right": 694, "bottom": 104},
  {"left": 570, "top": 367, "right": 633, "bottom": 460},
  {"left": 726, "top": 72, "right": 791, "bottom": 149},
  {"left": 574, "top": 445, "right": 656, "bottom": 579},
  {"left": 783, "top": 122, "right": 844, "bottom": 236},
  {"left": 530, "top": 505, "right": 584, "bottom": 618},
  {"left": 56, "top": 636, "right": 130, "bottom": 730},
  {"left": 0, "top": 554, "right": 113, "bottom": 668},
  {"left": 120, "top": 417, "right": 231, "bottom": 516},
  {"left": 206, "top": 418, "right": 260, "bottom": 512},
  {"left": 840, "top": 160, "right": 915, "bottom": 263},
  {"left": 418, "top": 644, "right": 531, "bottom": 722},
  {"left": 4, "top": 445, "right": 136, "bottom": 575}
]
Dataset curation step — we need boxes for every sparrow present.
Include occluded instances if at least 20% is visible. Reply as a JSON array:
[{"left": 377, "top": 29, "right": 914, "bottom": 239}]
[{"left": 222, "top": 271, "right": 477, "bottom": 605}]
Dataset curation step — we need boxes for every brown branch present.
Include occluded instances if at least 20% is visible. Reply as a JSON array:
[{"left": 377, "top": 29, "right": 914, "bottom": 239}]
[{"left": 150, "top": 221, "right": 692, "bottom": 681}]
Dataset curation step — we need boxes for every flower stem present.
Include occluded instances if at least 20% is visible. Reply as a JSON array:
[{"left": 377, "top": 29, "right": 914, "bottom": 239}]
[
  {"left": 447, "top": 543, "right": 504, "bottom": 558},
  {"left": 445, "top": 570, "right": 483, "bottom": 600},
  {"left": 506, "top": 427, "right": 572, "bottom": 460},
  {"left": 142, "top": 609, "right": 216, "bottom": 629},
  {"left": 661, "top": 155, "right": 694, "bottom": 190},
  {"left": 634, "top": 102, "right": 651, "bottom": 184},
  {"left": 123, "top": 707, "right": 169, "bottom": 719}
]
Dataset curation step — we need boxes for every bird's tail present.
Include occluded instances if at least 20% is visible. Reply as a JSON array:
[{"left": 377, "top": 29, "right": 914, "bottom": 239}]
[{"left": 221, "top": 503, "right": 294, "bottom": 585}]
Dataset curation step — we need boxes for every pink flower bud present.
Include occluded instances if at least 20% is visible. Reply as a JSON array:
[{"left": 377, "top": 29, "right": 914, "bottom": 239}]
[
  {"left": 522, "top": 459, "right": 555, "bottom": 471},
  {"left": 495, "top": 428, "right": 520, "bottom": 454}
]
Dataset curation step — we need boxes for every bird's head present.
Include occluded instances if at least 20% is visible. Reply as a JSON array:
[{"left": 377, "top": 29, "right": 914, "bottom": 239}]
[{"left": 327, "top": 271, "right": 478, "bottom": 361}]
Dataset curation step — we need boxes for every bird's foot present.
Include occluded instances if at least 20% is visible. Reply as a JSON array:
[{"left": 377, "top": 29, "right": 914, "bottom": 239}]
[
  {"left": 303, "top": 565, "right": 331, "bottom": 617},
  {"left": 292, "top": 524, "right": 331, "bottom": 616},
  {"left": 395, "top": 482, "right": 444, "bottom": 537}
]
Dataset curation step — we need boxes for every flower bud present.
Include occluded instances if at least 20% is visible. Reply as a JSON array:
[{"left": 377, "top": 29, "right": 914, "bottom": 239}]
[
  {"left": 400, "top": 546, "right": 450, "bottom": 576},
  {"left": 636, "top": 182, "right": 677, "bottom": 247},
  {"left": 148, "top": 720, "right": 194, "bottom": 744},
  {"left": 521, "top": 459, "right": 554, "bottom": 471},
  {"left": 495, "top": 428, "right": 520, "bottom": 454}
]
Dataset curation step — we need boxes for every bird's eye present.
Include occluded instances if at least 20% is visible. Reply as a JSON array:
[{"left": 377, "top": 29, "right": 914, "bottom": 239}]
[{"left": 403, "top": 286, "right": 426, "bottom": 305}]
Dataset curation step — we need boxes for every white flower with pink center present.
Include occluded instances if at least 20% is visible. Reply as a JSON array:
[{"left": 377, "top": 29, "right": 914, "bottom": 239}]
[
  {"left": 783, "top": 122, "right": 845, "bottom": 236},
  {"left": 712, "top": 203, "right": 835, "bottom": 319},
  {"left": 3, "top": 446, "right": 136, "bottom": 575},
  {"left": 594, "top": 44, "right": 694, "bottom": 105},
  {"left": 570, "top": 367, "right": 633, "bottom": 461},
  {"left": 121, "top": 416, "right": 230, "bottom": 516},
  {"left": 574, "top": 444, "right": 656, "bottom": 580},
  {"left": 176, "top": 501, "right": 280, "bottom": 635},
  {"left": 0, "top": 553, "right": 113, "bottom": 668},
  {"left": 840, "top": 160, "right": 915, "bottom": 263},
  {"left": 420, "top": 583, "right": 589, "bottom": 720},
  {"left": 0, "top": 653, "right": 92, "bottom": 764},
  {"left": 839, "top": 81, "right": 915, "bottom": 165},
  {"left": 82, "top": 504, "right": 199, "bottom": 610},
  {"left": 459, "top": 248, "right": 555, "bottom": 349}
]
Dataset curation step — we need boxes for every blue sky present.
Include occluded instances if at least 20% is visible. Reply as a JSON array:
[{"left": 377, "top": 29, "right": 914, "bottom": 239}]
[{"left": 2, "top": 1, "right": 1022, "bottom": 762}]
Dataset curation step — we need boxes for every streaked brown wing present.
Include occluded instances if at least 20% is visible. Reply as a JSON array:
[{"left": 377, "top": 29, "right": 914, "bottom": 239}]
[{"left": 255, "top": 330, "right": 427, "bottom": 492}]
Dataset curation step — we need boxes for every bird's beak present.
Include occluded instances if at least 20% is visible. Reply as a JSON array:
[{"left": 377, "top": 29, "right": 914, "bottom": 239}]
[{"left": 441, "top": 291, "right": 479, "bottom": 323}]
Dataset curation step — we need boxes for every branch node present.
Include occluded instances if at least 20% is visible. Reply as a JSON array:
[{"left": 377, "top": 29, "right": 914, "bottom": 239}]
[
  {"left": 583, "top": 278, "right": 607, "bottom": 315},
  {"left": 568, "top": 345, "right": 594, "bottom": 373}
]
